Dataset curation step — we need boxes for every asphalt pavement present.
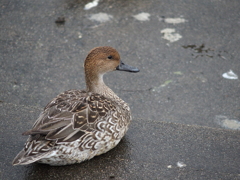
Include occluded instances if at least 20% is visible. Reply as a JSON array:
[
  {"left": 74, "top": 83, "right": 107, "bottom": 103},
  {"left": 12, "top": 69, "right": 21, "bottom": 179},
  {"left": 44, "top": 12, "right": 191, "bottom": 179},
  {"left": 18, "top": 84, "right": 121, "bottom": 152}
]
[{"left": 1, "top": 0, "right": 240, "bottom": 179}]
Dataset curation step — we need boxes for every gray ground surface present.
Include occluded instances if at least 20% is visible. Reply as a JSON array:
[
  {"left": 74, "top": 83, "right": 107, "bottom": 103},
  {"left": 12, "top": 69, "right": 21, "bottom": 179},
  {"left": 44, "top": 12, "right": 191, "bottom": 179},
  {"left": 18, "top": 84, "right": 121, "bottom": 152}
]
[{"left": 1, "top": 0, "right": 240, "bottom": 179}]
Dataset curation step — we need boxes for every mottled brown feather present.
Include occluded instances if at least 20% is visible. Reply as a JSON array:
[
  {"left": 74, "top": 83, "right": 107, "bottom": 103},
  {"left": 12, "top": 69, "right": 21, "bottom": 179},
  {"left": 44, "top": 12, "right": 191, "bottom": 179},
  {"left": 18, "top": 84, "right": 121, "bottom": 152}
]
[{"left": 21, "top": 90, "right": 118, "bottom": 154}]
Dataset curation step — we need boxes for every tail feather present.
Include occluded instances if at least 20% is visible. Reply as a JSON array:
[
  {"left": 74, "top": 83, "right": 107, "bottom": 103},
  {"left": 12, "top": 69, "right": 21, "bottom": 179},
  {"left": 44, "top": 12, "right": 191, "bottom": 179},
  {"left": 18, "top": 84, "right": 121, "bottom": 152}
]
[{"left": 12, "top": 149, "right": 51, "bottom": 166}]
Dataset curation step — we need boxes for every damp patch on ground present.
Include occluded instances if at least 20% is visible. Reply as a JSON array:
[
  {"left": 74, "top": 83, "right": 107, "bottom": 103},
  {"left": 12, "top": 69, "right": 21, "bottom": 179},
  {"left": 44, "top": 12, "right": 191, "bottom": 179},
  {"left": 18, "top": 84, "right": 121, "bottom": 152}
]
[{"left": 182, "top": 44, "right": 229, "bottom": 59}]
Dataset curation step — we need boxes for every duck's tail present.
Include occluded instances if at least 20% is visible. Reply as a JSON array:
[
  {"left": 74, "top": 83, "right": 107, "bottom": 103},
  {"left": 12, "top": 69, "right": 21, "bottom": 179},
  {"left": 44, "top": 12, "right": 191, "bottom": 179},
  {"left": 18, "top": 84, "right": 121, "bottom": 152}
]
[{"left": 12, "top": 149, "right": 51, "bottom": 166}]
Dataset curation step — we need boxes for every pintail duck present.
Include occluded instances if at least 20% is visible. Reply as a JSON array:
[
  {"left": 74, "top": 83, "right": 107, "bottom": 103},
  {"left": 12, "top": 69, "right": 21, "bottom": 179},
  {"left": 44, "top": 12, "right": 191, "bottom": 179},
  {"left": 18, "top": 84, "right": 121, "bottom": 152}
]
[{"left": 12, "top": 46, "right": 139, "bottom": 166}]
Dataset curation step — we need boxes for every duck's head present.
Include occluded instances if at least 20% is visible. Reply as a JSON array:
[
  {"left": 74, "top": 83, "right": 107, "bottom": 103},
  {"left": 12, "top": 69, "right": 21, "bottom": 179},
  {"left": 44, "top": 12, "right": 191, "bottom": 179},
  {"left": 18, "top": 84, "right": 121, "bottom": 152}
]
[
  {"left": 84, "top": 46, "right": 139, "bottom": 92},
  {"left": 84, "top": 46, "right": 139, "bottom": 76}
]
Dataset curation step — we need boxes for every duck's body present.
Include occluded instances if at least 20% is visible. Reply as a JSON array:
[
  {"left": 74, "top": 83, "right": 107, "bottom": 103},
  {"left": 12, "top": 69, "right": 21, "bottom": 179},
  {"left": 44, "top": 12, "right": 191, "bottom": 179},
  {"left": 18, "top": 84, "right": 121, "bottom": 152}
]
[{"left": 12, "top": 46, "right": 139, "bottom": 166}]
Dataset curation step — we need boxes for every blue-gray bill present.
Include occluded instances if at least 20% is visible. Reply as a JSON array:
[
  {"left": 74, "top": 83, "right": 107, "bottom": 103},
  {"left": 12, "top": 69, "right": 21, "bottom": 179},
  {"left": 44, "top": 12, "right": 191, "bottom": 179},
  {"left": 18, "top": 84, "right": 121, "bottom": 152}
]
[{"left": 116, "top": 61, "right": 139, "bottom": 73}]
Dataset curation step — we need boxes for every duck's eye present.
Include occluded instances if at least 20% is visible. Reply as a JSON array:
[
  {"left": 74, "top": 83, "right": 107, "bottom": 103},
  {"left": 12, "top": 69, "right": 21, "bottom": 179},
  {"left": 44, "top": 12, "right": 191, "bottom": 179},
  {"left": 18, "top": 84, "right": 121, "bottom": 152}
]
[{"left": 108, "top": 55, "right": 113, "bottom": 59}]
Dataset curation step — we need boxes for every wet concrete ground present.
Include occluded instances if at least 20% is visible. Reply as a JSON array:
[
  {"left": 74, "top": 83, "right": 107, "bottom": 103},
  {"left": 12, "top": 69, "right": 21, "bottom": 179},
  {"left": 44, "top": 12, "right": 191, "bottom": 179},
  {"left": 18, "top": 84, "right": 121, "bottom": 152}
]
[{"left": 1, "top": 0, "right": 240, "bottom": 179}]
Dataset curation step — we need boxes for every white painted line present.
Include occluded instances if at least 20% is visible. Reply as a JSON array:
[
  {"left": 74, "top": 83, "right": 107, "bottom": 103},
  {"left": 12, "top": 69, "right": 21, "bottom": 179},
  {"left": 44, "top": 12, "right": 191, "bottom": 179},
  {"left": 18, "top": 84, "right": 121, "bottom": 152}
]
[
  {"left": 84, "top": 0, "right": 100, "bottom": 10},
  {"left": 89, "top": 13, "right": 113, "bottom": 23},
  {"left": 177, "top": 161, "right": 186, "bottom": 168},
  {"left": 165, "top": 17, "right": 186, "bottom": 24},
  {"left": 133, "top": 12, "right": 151, "bottom": 21},
  {"left": 215, "top": 115, "right": 240, "bottom": 130},
  {"left": 222, "top": 70, "right": 238, "bottom": 80},
  {"left": 161, "top": 28, "right": 182, "bottom": 43}
]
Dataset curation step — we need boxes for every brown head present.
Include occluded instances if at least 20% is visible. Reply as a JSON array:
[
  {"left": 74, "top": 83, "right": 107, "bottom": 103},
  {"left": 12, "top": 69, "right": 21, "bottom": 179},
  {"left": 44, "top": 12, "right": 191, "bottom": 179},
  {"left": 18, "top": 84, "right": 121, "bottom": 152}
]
[
  {"left": 84, "top": 46, "right": 121, "bottom": 76},
  {"left": 84, "top": 46, "right": 139, "bottom": 92}
]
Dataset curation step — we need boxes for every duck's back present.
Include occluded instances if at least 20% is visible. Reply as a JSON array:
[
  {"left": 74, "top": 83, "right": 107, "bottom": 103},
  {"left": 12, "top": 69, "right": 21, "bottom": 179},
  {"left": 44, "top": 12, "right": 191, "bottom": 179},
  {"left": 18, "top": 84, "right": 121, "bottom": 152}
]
[{"left": 12, "top": 89, "right": 131, "bottom": 166}]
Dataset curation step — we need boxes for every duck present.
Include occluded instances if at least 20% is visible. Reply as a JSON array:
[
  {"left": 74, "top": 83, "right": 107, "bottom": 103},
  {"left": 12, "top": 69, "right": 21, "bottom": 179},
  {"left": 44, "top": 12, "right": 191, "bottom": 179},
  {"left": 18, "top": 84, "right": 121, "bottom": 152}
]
[{"left": 12, "top": 46, "right": 139, "bottom": 166}]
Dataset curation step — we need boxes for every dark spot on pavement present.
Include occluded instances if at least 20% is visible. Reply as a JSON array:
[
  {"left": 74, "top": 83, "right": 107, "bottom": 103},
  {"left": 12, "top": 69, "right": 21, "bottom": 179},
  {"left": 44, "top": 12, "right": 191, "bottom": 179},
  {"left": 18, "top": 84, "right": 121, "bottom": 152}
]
[{"left": 55, "top": 17, "right": 65, "bottom": 25}]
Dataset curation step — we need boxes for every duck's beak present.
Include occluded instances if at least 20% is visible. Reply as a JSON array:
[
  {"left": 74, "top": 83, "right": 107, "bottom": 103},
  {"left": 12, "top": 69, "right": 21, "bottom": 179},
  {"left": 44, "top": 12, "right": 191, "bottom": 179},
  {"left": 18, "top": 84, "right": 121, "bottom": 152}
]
[{"left": 116, "top": 61, "right": 139, "bottom": 73}]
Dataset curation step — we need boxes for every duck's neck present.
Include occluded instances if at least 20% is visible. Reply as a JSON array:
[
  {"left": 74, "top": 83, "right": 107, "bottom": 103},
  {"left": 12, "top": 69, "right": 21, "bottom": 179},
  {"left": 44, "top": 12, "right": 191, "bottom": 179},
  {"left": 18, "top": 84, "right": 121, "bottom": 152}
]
[{"left": 85, "top": 73, "right": 121, "bottom": 101}]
